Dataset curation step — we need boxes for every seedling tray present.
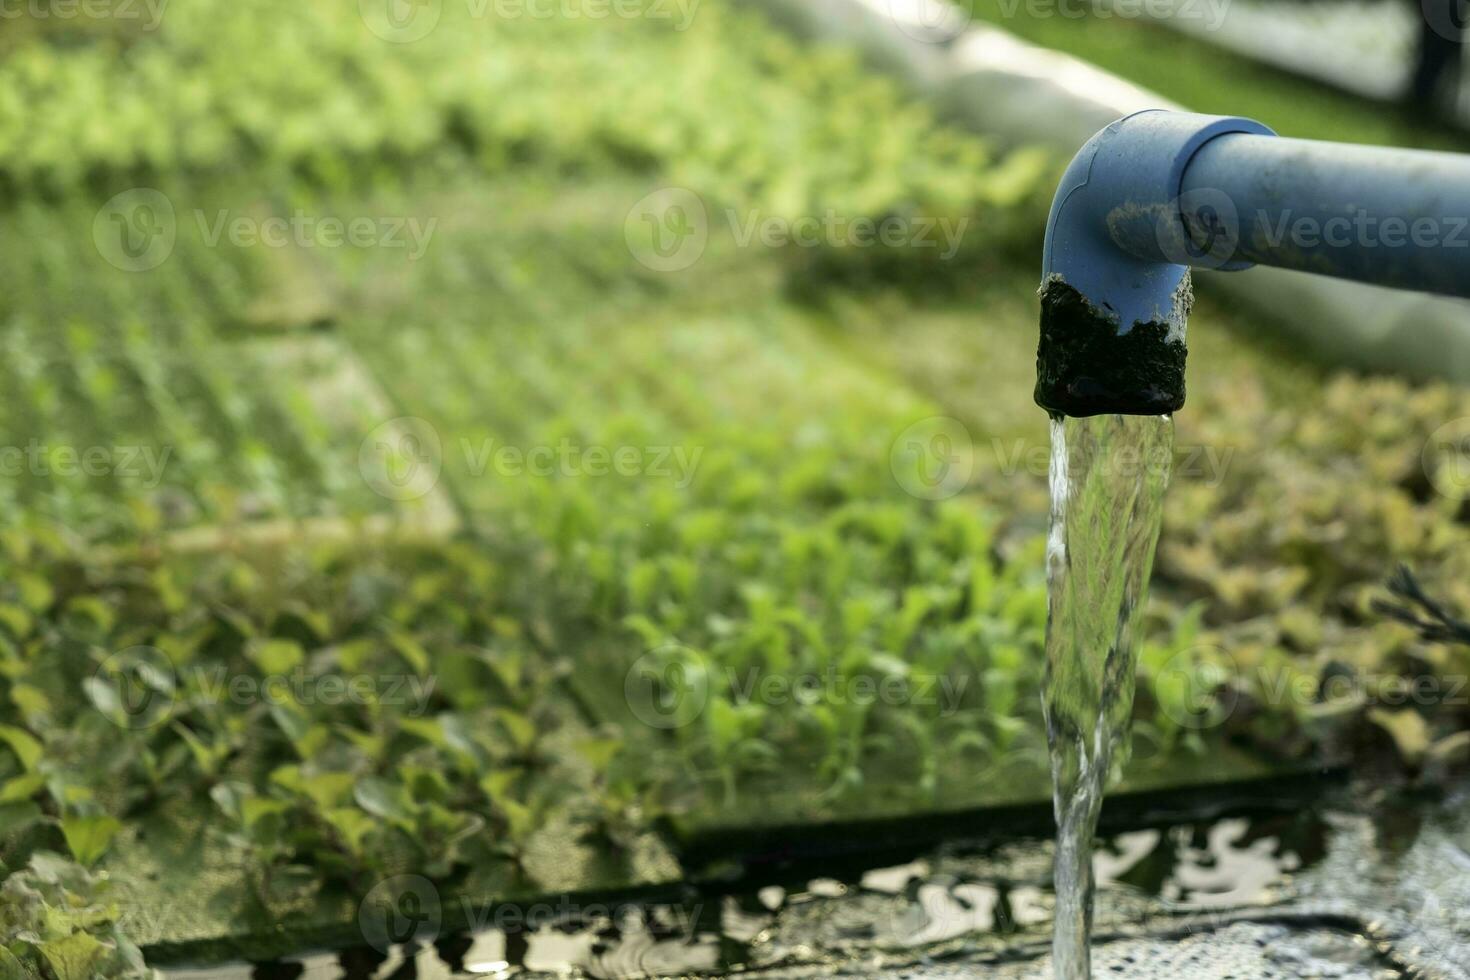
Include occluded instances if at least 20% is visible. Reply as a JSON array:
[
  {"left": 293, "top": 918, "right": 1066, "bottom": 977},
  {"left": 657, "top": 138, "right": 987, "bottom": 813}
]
[
  {"left": 564, "top": 639, "right": 1330, "bottom": 873},
  {"left": 111, "top": 706, "right": 682, "bottom": 965}
]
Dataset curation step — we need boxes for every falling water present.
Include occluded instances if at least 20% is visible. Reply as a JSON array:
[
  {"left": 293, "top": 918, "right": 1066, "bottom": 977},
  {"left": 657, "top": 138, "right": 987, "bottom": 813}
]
[{"left": 1042, "top": 413, "right": 1173, "bottom": 980}]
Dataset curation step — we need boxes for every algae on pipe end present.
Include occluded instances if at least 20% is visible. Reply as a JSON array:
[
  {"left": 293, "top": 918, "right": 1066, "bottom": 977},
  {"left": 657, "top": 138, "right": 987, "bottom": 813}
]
[{"left": 1034, "top": 273, "right": 1190, "bottom": 419}]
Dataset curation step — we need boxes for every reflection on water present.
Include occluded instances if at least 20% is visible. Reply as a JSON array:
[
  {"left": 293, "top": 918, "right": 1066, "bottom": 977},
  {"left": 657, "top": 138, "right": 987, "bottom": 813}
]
[{"left": 206, "top": 807, "right": 1327, "bottom": 980}]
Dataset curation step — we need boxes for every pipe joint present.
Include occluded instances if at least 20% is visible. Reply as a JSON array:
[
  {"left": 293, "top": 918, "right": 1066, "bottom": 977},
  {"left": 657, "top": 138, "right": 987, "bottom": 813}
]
[{"left": 1036, "top": 110, "right": 1274, "bottom": 418}]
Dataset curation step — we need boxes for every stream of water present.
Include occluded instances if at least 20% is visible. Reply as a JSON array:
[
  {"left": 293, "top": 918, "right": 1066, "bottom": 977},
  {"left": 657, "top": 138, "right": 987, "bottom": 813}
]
[{"left": 1042, "top": 414, "right": 1174, "bottom": 980}]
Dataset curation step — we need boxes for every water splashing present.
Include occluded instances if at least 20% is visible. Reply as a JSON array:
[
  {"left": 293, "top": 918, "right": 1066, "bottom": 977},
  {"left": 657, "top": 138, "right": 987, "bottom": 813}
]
[{"left": 1043, "top": 414, "right": 1174, "bottom": 979}]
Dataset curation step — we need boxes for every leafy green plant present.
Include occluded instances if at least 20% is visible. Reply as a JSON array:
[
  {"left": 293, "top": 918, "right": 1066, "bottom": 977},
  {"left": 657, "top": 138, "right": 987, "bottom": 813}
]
[{"left": 0, "top": 853, "right": 157, "bottom": 980}]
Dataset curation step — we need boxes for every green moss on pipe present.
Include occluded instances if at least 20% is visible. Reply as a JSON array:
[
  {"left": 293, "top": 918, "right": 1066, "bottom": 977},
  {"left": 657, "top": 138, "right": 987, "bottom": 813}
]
[{"left": 1034, "top": 275, "right": 1189, "bottom": 418}]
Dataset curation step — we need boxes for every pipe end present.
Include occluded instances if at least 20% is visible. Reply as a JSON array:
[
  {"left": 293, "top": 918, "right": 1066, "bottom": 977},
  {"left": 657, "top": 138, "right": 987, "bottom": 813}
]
[{"left": 1033, "top": 274, "right": 1188, "bottom": 418}]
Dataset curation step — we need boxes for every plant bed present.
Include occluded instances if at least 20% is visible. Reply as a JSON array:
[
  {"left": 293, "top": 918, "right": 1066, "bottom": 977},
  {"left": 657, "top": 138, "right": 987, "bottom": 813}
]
[
  {"left": 105, "top": 699, "right": 680, "bottom": 965},
  {"left": 9, "top": 4, "right": 1470, "bottom": 975},
  {"left": 0, "top": 530, "right": 679, "bottom": 967},
  {"left": 567, "top": 627, "right": 1325, "bottom": 871}
]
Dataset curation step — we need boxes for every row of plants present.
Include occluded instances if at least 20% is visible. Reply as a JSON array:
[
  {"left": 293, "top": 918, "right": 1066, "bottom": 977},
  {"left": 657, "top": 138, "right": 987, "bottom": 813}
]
[
  {"left": 0, "top": 7, "right": 1061, "bottom": 963},
  {"left": 827, "top": 274, "right": 1470, "bottom": 781},
  {"left": 0, "top": 524, "right": 658, "bottom": 959},
  {"left": 0, "top": 851, "right": 157, "bottom": 980},
  {"left": 0, "top": 0, "right": 1048, "bottom": 232},
  {"left": 0, "top": 185, "right": 413, "bottom": 542},
  {"left": 1157, "top": 372, "right": 1470, "bottom": 770},
  {"left": 0, "top": 0, "right": 1057, "bottom": 540},
  {"left": 334, "top": 192, "right": 1276, "bottom": 820}
]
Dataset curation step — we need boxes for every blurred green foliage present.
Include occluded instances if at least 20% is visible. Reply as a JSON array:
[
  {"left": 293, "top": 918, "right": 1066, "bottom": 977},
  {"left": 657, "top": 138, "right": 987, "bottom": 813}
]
[
  {"left": 0, "top": 851, "right": 156, "bottom": 980},
  {"left": 0, "top": 0, "right": 1048, "bottom": 217},
  {"left": 4, "top": 0, "right": 1470, "bottom": 972}
]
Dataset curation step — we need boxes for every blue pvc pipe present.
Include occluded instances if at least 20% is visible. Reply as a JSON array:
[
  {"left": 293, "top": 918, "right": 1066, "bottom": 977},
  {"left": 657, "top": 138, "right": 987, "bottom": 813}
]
[
  {"left": 1036, "top": 109, "right": 1470, "bottom": 417},
  {"left": 1180, "top": 134, "right": 1470, "bottom": 299}
]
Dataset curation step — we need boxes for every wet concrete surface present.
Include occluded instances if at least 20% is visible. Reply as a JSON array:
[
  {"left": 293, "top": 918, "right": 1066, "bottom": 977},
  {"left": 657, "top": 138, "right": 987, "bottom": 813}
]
[{"left": 199, "top": 784, "right": 1470, "bottom": 980}]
